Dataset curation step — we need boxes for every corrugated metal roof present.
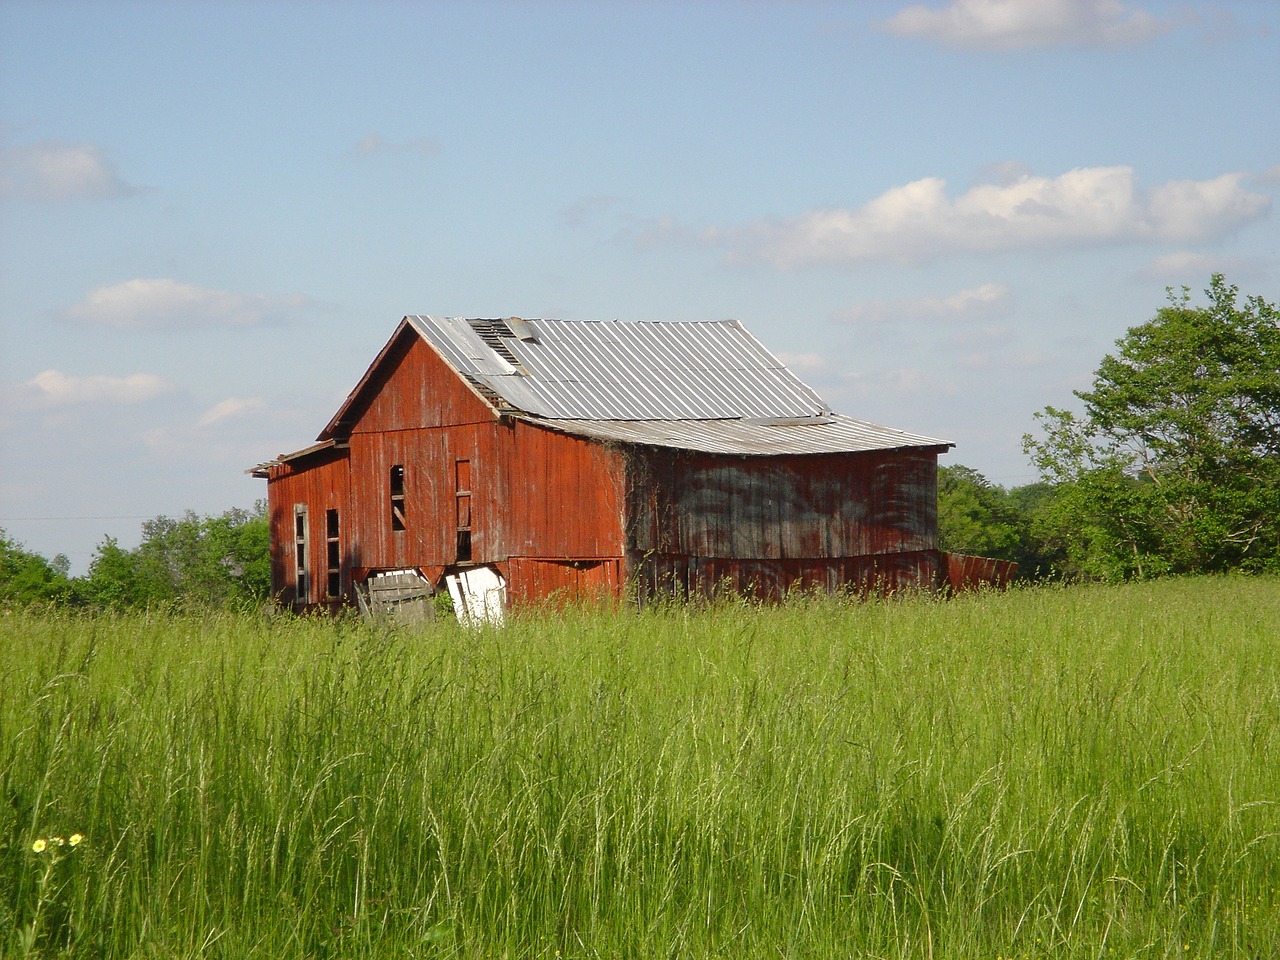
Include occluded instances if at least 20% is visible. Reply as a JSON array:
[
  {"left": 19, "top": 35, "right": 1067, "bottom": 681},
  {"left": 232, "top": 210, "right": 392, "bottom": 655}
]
[
  {"left": 407, "top": 315, "right": 832, "bottom": 421},
  {"left": 302, "top": 315, "right": 952, "bottom": 458},
  {"left": 523, "top": 414, "right": 950, "bottom": 456}
]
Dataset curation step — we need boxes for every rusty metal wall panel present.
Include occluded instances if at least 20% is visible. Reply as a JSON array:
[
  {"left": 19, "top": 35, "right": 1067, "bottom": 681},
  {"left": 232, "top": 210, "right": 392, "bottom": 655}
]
[
  {"left": 632, "top": 551, "right": 943, "bottom": 602},
  {"left": 629, "top": 448, "right": 938, "bottom": 561},
  {"left": 944, "top": 552, "right": 1018, "bottom": 591}
]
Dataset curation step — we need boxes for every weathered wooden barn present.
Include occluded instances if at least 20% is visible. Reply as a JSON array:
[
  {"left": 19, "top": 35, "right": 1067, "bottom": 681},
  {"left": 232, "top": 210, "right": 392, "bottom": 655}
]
[{"left": 252, "top": 316, "right": 1004, "bottom": 613}]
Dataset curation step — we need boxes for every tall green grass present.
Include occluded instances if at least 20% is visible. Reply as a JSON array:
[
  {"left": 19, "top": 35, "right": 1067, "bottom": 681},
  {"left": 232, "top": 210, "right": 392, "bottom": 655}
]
[{"left": 2, "top": 578, "right": 1278, "bottom": 958}]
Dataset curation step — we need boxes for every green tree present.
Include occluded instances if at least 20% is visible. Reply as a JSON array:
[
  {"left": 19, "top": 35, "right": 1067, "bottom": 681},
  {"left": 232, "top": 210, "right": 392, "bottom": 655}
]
[
  {"left": 80, "top": 536, "right": 152, "bottom": 608},
  {"left": 0, "top": 530, "right": 74, "bottom": 606},
  {"left": 937, "top": 465, "right": 1021, "bottom": 559},
  {"left": 1024, "top": 275, "right": 1280, "bottom": 579},
  {"left": 937, "top": 466, "right": 1065, "bottom": 579},
  {"left": 81, "top": 503, "right": 270, "bottom": 608}
]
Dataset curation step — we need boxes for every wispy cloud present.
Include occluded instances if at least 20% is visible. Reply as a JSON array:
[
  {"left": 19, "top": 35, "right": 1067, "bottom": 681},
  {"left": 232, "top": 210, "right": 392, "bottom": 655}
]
[
  {"left": 62, "top": 278, "right": 313, "bottom": 330},
  {"left": 881, "top": 0, "right": 1173, "bottom": 50},
  {"left": 353, "top": 132, "right": 441, "bottom": 159},
  {"left": 837, "top": 283, "right": 1012, "bottom": 326},
  {"left": 714, "top": 167, "right": 1269, "bottom": 268},
  {"left": 197, "top": 396, "right": 267, "bottom": 428},
  {"left": 0, "top": 140, "right": 138, "bottom": 200},
  {"left": 1136, "top": 251, "right": 1266, "bottom": 283},
  {"left": 20, "top": 369, "right": 174, "bottom": 407},
  {"left": 841, "top": 367, "right": 930, "bottom": 398}
]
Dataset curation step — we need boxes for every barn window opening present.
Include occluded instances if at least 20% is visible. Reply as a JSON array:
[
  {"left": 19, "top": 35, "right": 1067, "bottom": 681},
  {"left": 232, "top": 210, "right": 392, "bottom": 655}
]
[
  {"left": 390, "top": 465, "right": 406, "bottom": 531},
  {"left": 455, "top": 458, "right": 472, "bottom": 562},
  {"left": 293, "top": 504, "right": 309, "bottom": 604},
  {"left": 325, "top": 508, "right": 341, "bottom": 597}
]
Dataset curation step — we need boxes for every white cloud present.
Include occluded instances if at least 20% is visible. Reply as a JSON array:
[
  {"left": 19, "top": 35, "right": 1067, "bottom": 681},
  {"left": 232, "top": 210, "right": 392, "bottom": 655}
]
[
  {"left": 354, "top": 132, "right": 441, "bottom": 158},
  {"left": 198, "top": 396, "right": 267, "bottom": 428},
  {"left": 63, "top": 278, "right": 312, "bottom": 329},
  {"left": 0, "top": 141, "right": 137, "bottom": 200},
  {"left": 881, "top": 0, "right": 1172, "bottom": 50},
  {"left": 21, "top": 369, "right": 174, "bottom": 407},
  {"left": 720, "top": 167, "right": 1269, "bottom": 267},
  {"left": 838, "top": 283, "right": 1012, "bottom": 326}
]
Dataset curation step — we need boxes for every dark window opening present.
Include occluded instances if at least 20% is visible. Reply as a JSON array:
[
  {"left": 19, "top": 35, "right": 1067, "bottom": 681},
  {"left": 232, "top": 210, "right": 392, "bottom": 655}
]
[
  {"left": 455, "top": 459, "right": 471, "bottom": 561},
  {"left": 325, "top": 508, "right": 341, "bottom": 598},
  {"left": 390, "top": 465, "right": 406, "bottom": 531},
  {"left": 293, "top": 504, "right": 309, "bottom": 604}
]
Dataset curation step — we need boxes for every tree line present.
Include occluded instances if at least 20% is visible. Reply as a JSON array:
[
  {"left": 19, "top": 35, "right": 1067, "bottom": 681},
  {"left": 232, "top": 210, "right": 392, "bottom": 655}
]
[
  {"left": 3, "top": 275, "right": 1276, "bottom": 608},
  {"left": 0, "top": 505, "right": 269, "bottom": 609}
]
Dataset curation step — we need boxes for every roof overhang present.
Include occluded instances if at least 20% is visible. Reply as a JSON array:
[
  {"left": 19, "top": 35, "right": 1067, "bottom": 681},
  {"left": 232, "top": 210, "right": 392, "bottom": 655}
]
[
  {"left": 247, "top": 439, "right": 348, "bottom": 478},
  {"left": 516, "top": 414, "right": 953, "bottom": 457}
]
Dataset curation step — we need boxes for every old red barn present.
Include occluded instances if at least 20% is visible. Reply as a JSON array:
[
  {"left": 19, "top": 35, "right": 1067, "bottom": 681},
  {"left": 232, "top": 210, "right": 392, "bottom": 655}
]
[{"left": 252, "top": 316, "right": 1001, "bottom": 613}]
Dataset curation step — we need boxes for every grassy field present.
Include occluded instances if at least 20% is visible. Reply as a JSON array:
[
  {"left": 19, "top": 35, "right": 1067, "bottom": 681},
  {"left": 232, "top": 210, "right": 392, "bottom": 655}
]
[{"left": 2, "top": 577, "right": 1278, "bottom": 959}]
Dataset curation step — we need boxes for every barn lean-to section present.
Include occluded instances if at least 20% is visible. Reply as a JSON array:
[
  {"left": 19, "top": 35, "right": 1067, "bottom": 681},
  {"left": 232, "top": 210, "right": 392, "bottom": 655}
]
[{"left": 251, "top": 315, "right": 1012, "bottom": 614}]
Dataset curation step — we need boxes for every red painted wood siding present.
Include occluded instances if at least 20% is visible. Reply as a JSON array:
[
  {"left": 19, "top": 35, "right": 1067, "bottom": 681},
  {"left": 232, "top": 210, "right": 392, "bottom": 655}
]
[
  {"left": 263, "top": 446, "right": 349, "bottom": 606},
  {"left": 345, "top": 331, "right": 496, "bottom": 434},
  {"left": 505, "top": 421, "right": 626, "bottom": 560},
  {"left": 504, "top": 557, "right": 624, "bottom": 606},
  {"left": 267, "top": 334, "right": 630, "bottom": 606}
]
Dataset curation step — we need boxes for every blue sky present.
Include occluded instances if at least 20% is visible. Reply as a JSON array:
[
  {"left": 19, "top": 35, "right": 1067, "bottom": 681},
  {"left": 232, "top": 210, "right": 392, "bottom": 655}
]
[{"left": 2, "top": 0, "right": 1278, "bottom": 572}]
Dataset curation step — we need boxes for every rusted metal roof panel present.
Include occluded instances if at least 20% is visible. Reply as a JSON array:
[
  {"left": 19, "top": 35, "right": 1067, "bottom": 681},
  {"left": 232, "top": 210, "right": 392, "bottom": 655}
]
[
  {"left": 521, "top": 413, "right": 950, "bottom": 456},
  {"left": 406, "top": 315, "right": 831, "bottom": 421}
]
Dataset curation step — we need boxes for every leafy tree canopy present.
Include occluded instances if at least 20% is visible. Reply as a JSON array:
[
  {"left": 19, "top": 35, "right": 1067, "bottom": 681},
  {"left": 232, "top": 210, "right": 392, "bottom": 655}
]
[
  {"left": 0, "top": 530, "right": 74, "bottom": 606},
  {"left": 82, "top": 503, "right": 270, "bottom": 609},
  {"left": 1024, "top": 275, "right": 1280, "bottom": 579}
]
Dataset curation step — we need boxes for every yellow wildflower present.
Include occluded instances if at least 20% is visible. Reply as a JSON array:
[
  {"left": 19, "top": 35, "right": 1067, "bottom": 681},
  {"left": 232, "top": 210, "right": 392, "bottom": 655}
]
[
  {"left": 69, "top": 833, "right": 84, "bottom": 846},
  {"left": 51, "top": 836, "right": 65, "bottom": 846},
  {"left": 31, "top": 838, "right": 46, "bottom": 853}
]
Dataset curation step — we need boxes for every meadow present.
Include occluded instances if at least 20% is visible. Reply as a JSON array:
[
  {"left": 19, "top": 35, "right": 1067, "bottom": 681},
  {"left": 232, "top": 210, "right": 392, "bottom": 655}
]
[{"left": 2, "top": 577, "right": 1278, "bottom": 959}]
